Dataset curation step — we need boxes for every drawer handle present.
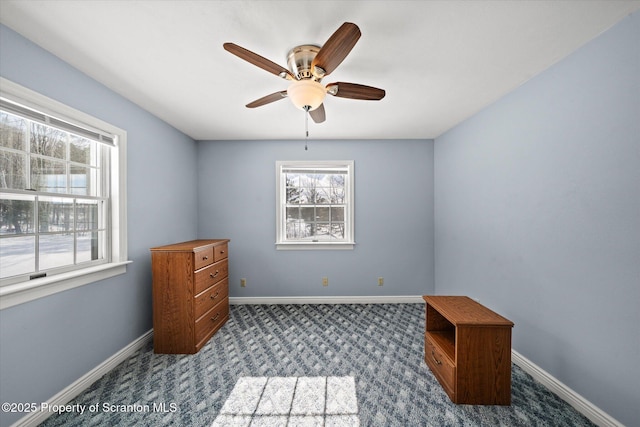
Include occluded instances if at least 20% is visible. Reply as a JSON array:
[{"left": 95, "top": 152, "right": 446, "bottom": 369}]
[
  {"left": 202, "top": 256, "right": 209, "bottom": 261},
  {"left": 211, "top": 313, "right": 220, "bottom": 322},
  {"left": 431, "top": 351, "right": 442, "bottom": 365},
  {"left": 220, "top": 250, "right": 225, "bottom": 254},
  {"left": 210, "top": 291, "right": 220, "bottom": 300},
  {"left": 210, "top": 270, "right": 219, "bottom": 279}
]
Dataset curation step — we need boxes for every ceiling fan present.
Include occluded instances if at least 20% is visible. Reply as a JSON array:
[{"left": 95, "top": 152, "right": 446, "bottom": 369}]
[{"left": 223, "top": 22, "right": 385, "bottom": 124}]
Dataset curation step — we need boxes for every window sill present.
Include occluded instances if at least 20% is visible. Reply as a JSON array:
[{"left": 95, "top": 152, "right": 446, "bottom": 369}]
[
  {"left": 0, "top": 261, "right": 132, "bottom": 310},
  {"left": 276, "top": 242, "right": 355, "bottom": 251}
]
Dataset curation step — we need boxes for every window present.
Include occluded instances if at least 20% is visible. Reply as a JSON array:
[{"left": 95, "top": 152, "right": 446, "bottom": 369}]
[
  {"left": 276, "top": 160, "right": 354, "bottom": 250},
  {"left": 0, "top": 78, "right": 128, "bottom": 309}
]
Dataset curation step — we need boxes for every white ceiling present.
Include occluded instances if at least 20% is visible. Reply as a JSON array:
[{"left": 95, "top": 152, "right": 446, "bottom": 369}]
[{"left": 1, "top": 1, "right": 638, "bottom": 141}]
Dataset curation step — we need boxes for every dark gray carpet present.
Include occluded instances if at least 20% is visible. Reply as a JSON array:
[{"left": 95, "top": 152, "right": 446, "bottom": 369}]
[{"left": 38, "top": 304, "right": 595, "bottom": 426}]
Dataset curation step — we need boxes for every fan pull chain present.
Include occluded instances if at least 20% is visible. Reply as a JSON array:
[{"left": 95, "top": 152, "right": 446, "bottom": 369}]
[{"left": 304, "top": 106, "right": 310, "bottom": 150}]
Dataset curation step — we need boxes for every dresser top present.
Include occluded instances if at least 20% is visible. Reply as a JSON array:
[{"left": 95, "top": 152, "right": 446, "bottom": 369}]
[
  {"left": 423, "top": 295, "right": 513, "bottom": 327},
  {"left": 150, "top": 239, "right": 229, "bottom": 252}
]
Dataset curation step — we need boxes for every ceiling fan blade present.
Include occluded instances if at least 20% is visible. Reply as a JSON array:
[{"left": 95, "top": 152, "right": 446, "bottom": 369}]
[
  {"left": 224, "top": 43, "right": 294, "bottom": 80},
  {"left": 311, "top": 22, "right": 361, "bottom": 77},
  {"left": 309, "top": 104, "right": 326, "bottom": 123},
  {"left": 326, "top": 82, "right": 385, "bottom": 100},
  {"left": 246, "top": 91, "right": 288, "bottom": 108}
]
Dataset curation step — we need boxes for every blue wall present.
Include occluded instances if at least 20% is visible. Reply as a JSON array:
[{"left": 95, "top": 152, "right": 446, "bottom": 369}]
[
  {"left": 0, "top": 25, "right": 198, "bottom": 427},
  {"left": 434, "top": 12, "right": 639, "bottom": 426},
  {"left": 197, "top": 139, "right": 435, "bottom": 298}
]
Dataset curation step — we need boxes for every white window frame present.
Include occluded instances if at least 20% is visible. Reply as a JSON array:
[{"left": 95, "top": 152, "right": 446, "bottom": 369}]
[
  {"left": 276, "top": 160, "right": 354, "bottom": 250},
  {"left": 0, "top": 78, "right": 129, "bottom": 310}
]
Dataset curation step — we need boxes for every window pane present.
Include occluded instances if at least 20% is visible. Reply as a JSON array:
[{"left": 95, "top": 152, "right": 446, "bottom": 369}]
[
  {"left": 331, "top": 174, "right": 345, "bottom": 189},
  {"left": 330, "top": 190, "right": 345, "bottom": 203},
  {"left": 286, "top": 206, "right": 300, "bottom": 220},
  {"left": 286, "top": 220, "right": 310, "bottom": 239},
  {"left": 316, "top": 207, "right": 330, "bottom": 221},
  {"left": 77, "top": 230, "right": 102, "bottom": 263},
  {"left": 0, "top": 193, "right": 35, "bottom": 234},
  {"left": 286, "top": 188, "right": 304, "bottom": 203},
  {"left": 0, "top": 112, "right": 26, "bottom": 150},
  {"left": 30, "top": 123, "right": 67, "bottom": 159},
  {"left": 300, "top": 188, "right": 314, "bottom": 204},
  {"left": 331, "top": 223, "right": 345, "bottom": 239},
  {"left": 39, "top": 233, "right": 74, "bottom": 270},
  {"left": 70, "top": 134, "right": 95, "bottom": 165},
  {"left": 70, "top": 164, "right": 97, "bottom": 196},
  {"left": 0, "top": 150, "right": 27, "bottom": 190},
  {"left": 331, "top": 207, "right": 344, "bottom": 222},
  {"left": 330, "top": 175, "right": 345, "bottom": 203},
  {"left": 38, "top": 197, "right": 74, "bottom": 233},
  {"left": 315, "top": 223, "right": 330, "bottom": 238},
  {"left": 298, "top": 187, "right": 314, "bottom": 204},
  {"left": 285, "top": 173, "right": 300, "bottom": 187},
  {"left": 315, "top": 187, "right": 330, "bottom": 204},
  {"left": 30, "top": 157, "right": 66, "bottom": 193},
  {"left": 0, "top": 235, "right": 35, "bottom": 278},
  {"left": 76, "top": 200, "right": 99, "bottom": 231},
  {"left": 301, "top": 207, "right": 314, "bottom": 222}
]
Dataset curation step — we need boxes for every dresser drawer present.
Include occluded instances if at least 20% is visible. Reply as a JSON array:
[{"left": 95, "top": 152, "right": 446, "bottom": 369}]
[
  {"left": 194, "top": 259, "right": 228, "bottom": 294},
  {"left": 195, "top": 299, "right": 229, "bottom": 345},
  {"left": 194, "top": 246, "right": 214, "bottom": 270},
  {"left": 194, "top": 278, "right": 229, "bottom": 320},
  {"left": 425, "top": 335, "right": 456, "bottom": 398},
  {"left": 214, "top": 243, "right": 228, "bottom": 262}
]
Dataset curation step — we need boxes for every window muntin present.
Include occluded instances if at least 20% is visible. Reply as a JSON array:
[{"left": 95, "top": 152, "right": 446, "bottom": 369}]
[
  {"left": 1, "top": 105, "right": 109, "bottom": 282},
  {"left": 276, "top": 161, "right": 354, "bottom": 249}
]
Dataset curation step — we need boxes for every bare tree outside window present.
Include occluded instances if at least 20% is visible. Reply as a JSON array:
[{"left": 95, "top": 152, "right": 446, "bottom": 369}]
[
  {"left": 277, "top": 161, "right": 354, "bottom": 249},
  {"left": 0, "top": 108, "right": 107, "bottom": 280}
]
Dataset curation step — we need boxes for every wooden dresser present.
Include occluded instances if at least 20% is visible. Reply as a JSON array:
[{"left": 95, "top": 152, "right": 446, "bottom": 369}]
[
  {"left": 151, "top": 239, "right": 230, "bottom": 354},
  {"left": 423, "top": 295, "right": 514, "bottom": 405}
]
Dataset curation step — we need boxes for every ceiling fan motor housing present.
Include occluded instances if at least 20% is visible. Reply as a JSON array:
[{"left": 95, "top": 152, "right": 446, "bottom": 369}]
[{"left": 287, "top": 45, "right": 322, "bottom": 80}]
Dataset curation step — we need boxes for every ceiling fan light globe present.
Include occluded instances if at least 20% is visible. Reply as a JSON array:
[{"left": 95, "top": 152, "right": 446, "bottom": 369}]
[{"left": 287, "top": 80, "right": 326, "bottom": 111}]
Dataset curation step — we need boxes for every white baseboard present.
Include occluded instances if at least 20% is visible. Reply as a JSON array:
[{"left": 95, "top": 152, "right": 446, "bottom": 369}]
[
  {"left": 229, "top": 295, "right": 425, "bottom": 305},
  {"left": 10, "top": 330, "right": 153, "bottom": 427},
  {"left": 511, "top": 349, "right": 622, "bottom": 427}
]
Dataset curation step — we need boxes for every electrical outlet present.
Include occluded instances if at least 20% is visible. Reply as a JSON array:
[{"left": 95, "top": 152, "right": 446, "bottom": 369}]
[
  {"left": 322, "top": 277, "right": 329, "bottom": 286},
  {"left": 378, "top": 277, "right": 384, "bottom": 286},
  {"left": 240, "top": 278, "right": 246, "bottom": 287}
]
